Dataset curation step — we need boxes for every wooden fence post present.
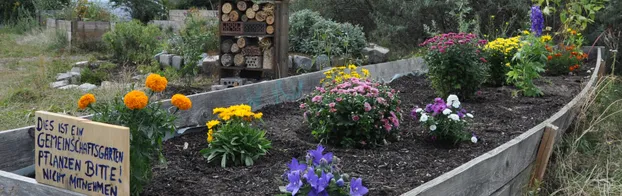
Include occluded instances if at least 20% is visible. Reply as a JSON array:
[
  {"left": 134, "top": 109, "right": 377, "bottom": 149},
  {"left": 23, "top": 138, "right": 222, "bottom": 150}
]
[{"left": 530, "top": 125, "right": 559, "bottom": 187}]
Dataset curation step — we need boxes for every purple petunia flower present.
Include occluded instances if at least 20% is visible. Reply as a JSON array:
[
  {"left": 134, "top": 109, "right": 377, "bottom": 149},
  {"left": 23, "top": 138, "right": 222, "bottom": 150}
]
[
  {"left": 425, "top": 104, "right": 434, "bottom": 113},
  {"left": 286, "top": 172, "right": 302, "bottom": 195},
  {"left": 350, "top": 178, "right": 369, "bottom": 196},
  {"left": 531, "top": 6, "right": 544, "bottom": 37},
  {"left": 336, "top": 178, "right": 345, "bottom": 187},
  {"left": 288, "top": 158, "right": 307, "bottom": 173},
  {"left": 309, "top": 145, "right": 326, "bottom": 165}
]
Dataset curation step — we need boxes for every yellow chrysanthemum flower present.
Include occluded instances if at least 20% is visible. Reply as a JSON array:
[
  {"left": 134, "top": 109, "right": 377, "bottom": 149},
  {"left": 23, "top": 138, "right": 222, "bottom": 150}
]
[
  {"left": 522, "top": 30, "right": 530, "bottom": 35},
  {"left": 78, "top": 93, "right": 96, "bottom": 109},
  {"left": 171, "top": 94, "right": 192, "bottom": 110},
  {"left": 207, "top": 120, "right": 220, "bottom": 129},
  {"left": 145, "top": 73, "right": 168, "bottom": 92},
  {"left": 207, "top": 130, "right": 214, "bottom": 143},
  {"left": 123, "top": 90, "right": 149, "bottom": 110},
  {"left": 540, "top": 35, "right": 552, "bottom": 43},
  {"left": 254, "top": 112, "right": 263, "bottom": 119}
]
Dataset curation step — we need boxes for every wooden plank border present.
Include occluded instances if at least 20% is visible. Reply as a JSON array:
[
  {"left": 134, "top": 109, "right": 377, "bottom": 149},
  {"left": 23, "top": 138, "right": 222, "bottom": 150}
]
[
  {"left": 402, "top": 47, "right": 604, "bottom": 196},
  {"left": 0, "top": 170, "right": 83, "bottom": 196},
  {"left": 0, "top": 57, "right": 427, "bottom": 174}
]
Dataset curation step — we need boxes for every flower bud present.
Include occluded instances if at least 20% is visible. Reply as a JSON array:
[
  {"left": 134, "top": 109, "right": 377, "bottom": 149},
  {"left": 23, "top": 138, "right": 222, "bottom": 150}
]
[{"left": 336, "top": 178, "right": 345, "bottom": 187}]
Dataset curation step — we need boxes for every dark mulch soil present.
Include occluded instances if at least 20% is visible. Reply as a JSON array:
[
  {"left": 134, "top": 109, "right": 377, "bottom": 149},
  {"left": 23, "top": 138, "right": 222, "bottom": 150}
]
[{"left": 142, "top": 63, "right": 594, "bottom": 196}]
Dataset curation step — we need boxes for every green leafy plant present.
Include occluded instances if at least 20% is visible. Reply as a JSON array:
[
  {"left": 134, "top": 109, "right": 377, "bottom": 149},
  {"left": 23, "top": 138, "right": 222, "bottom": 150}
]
[
  {"left": 102, "top": 20, "right": 163, "bottom": 65},
  {"left": 507, "top": 34, "right": 547, "bottom": 97},
  {"left": 302, "top": 71, "right": 401, "bottom": 148},
  {"left": 200, "top": 105, "right": 271, "bottom": 168},
  {"left": 545, "top": 43, "right": 586, "bottom": 76},
  {"left": 411, "top": 95, "right": 477, "bottom": 146},
  {"left": 178, "top": 8, "right": 218, "bottom": 85},
  {"left": 79, "top": 74, "right": 193, "bottom": 195},
  {"left": 420, "top": 32, "right": 490, "bottom": 99},
  {"left": 534, "top": 0, "right": 608, "bottom": 34},
  {"left": 289, "top": 9, "right": 366, "bottom": 58}
]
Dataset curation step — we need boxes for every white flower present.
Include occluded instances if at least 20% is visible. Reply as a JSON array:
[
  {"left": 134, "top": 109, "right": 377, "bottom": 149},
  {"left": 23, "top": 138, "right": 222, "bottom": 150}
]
[
  {"left": 442, "top": 108, "right": 452, "bottom": 115},
  {"left": 587, "top": 70, "right": 592, "bottom": 73},
  {"left": 446, "top": 94, "right": 460, "bottom": 108},
  {"left": 430, "top": 125, "right": 437, "bottom": 131},
  {"left": 471, "top": 136, "right": 478, "bottom": 144},
  {"left": 466, "top": 113, "right": 474, "bottom": 118},
  {"left": 420, "top": 114, "right": 429, "bottom": 122},
  {"left": 415, "top": 108, "right": 423, "bottom": 113},
  {"left": 449, "top": 114, "right": 460, "bottom": 121}
]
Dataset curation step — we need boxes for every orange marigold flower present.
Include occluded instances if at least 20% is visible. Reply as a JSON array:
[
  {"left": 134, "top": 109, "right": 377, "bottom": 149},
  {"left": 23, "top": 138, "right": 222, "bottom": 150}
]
[
  {"left": 571, "top": 52, "right": 578, "bottom": 56},
  {"left": 78, "top": 93, "right": 96, "bottom": 109},
  {"left": 582, "top": 53, "right": 588, "bottom": 59},
  {"left": 565, "top": 45, "right": 575, "bottom": 51},
  {"left": 571, "top": 30, "right": 577, "bottom": 35},
  {"left": 124, "top": 90, "right": 149, "bottom": 110},
  {"left": 171, "top": 94, "right": 192, "bottom": 110},
  {"left": 547, "top": 55, "right": 553, "bottom": 61},
  {"left": 145, "top": 74, "right": 168, "bottom": 92},
  {"left": 555, "top": 53, "right": 562, "bottom": 57}
]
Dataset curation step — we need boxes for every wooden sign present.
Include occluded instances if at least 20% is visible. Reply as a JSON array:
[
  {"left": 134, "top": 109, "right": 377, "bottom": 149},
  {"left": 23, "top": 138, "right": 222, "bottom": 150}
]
[{"left": 34, "top": 111, "right": 130, "bottom": 196}]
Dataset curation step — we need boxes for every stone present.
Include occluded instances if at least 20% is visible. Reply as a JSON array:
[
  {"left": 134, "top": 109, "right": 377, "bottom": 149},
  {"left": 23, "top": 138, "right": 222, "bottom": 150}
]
[
  {"left": 363, "top": 43, "right": 390, "bottom": 64},
  {"left": 331, "top": 57, "right": 347, "bottom": 67},
  {"left": 70, "top": 67, "right": 82, "bottom": 74},
  {"left": 78, "top": 83, "right": 97, "bottom": 92},
  {"left": 50, "top": 80, "right": 69, "bottom": 88},
  {"left": 172, "top": 55, "right": 184, "bottom": 70},
  {"left": 211, "top": 84, "right": 227, "bottom": 91},
  {"left": 74, "top": 61, "right": 89, "bottom": 67},
  {"left": 59, "top": 85, "right": 78, "bottom": 90},
  {"left": 288, "top": 55, "right": 295, "bottom": 69},
  {"left": 154, "top": 51, "right": 165, "bottom": 62},
  {"left": 314, "top": 54, "right": 331, "bottom": 70},
  {"left": 202, "top": 55, "right": 220, "bottom": 75},
  {"left": 160, "top": 54, "right": 173, "bottom": 66},
  {"left": 294, "top": 55, "right": 314, "bottom": 71},
  {"left": 56, "top": 72, "right": 73, "bottom": 81}
]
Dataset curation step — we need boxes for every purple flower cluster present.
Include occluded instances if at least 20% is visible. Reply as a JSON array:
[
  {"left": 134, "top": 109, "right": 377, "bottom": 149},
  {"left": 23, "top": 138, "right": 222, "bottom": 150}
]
[
  {"left": 419, "top": 32, "right": 488, "bottom": 53},
  {"left": 284, "top": 145, "right": 368, "bottom": 196},
  {"left": 530, "top": 6, "right": 544, "bottom": 37}
]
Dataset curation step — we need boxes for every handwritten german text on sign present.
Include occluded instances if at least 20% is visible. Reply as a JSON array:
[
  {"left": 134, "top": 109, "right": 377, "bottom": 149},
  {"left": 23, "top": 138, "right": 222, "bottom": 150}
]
[{"left": 34, "top": 111, "right": 130, "bottom": 196}]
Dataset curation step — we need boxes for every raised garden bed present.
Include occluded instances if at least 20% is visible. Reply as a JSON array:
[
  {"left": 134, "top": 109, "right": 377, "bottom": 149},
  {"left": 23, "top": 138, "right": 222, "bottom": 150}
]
[
  {"left": 0, "top": 48, "right": 605, "bottom": 195},
  {"left": 142, "top": 60, "right": 597, "bottom": 195}
]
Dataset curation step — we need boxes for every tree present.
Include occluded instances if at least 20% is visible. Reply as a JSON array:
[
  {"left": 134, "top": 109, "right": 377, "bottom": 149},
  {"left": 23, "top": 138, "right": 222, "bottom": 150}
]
[{"left": 109, "top": 0, "right": 166, "bottom": 22}]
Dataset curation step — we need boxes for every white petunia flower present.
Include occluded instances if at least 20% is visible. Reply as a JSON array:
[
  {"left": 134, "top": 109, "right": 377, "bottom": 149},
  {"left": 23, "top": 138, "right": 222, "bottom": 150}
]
[
  {"left": 430, "top": 125, "right": 437, "bottom": 131},
  {"left": 471, "top": 136, "right": 478, "bottom": 143},
  {"left": 442, "top": 108, "right": 452, "bottom": 115},
  {"left": 466, "top": 113, "right": 474, "bottom": 118},
  {"left": 416, "top": 108, "right": 423, "bottom": 113},
  {"left": 449, "top": 114, "right": 460, "bottom": 121},
  {"left": 420, "top": 114, "right": 429, "bottom": 122},
  {"left": 446, "top": 94, "right": 460, "bottom": 108},
  {"left": 452, "top": 100, "right": 461, "bottom": 108}
]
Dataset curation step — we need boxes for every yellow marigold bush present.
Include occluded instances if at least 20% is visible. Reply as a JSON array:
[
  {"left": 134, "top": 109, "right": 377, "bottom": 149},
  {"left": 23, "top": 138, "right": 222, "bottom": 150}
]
[
  {"left": 321, "top": 64, "right": 370, "bottom": 84},
  {"left": 202, "top": 104, "right": 271, "bottom": 167},
  {"left": 145, "top": 73, "right": 168, "bottom": 92},
  {"left": 78, "top": 93, "right": 96, "bottom": 109},
  {"left": 171, "top": 94, "right": 192, "bottom": 110}
]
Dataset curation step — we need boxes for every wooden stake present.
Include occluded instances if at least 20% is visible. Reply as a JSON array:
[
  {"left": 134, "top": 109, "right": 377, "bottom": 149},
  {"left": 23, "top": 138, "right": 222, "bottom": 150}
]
[
  {"left": 221, "top": 39, "right": 234, "bottom": 53},
  {"left": 234, "top": 54, "right": 246, "bottom": 66},
  {"left": 246, "top": 9, "right": 256, "bottom": 19},
  {"left": 598, "top": 59, "right": 607, "bottom": 77},
  {"left": 222, "top": 3, "right": 233, "bottom": 14},
  {"left": 229, "top": 10, "right": 239, "bottom": 22},
  {"left": 530, "top": 125, "right": 559, "bottom": 187},
  {"left": 237, "top": 1, "right": 248, "bottom": 11},
  {"left": 221, "top": 54, "right": 233, "bottom": 67},
  {"left": 266, "top": 16, "right": 274, "bottom": 25},
  {"left": 231, "top": 43, "right": 241, "bottom": 53},
  {"left": 255, "top": 11, "right": 267, "bottom": 22},
  {"left": 237, "top": 37, "right": 247, "bottom": 48},
  {"left": 266, "top": 25, "right": 274, "bottom": 35},
  {"left": 251, "top": 4, "right": 260, "bottom": 11},
  {"left": 221, "top": 13, "right": 230, "bottom": 22}
]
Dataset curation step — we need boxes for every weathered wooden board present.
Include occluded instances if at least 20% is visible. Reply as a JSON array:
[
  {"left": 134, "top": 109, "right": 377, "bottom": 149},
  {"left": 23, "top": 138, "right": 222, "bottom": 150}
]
[
  {"left": 490, "top": 164, "right": 534, "bottom": 196},
  {"left": 0, "top": 170, "right": 84, "bottom": 196},
  {"left": 0, "top": 57, "right": 428, "bottom": 175},
  {"left": 401, "top": 47, "right": 604, "bottom": 196},
  {"left": 34, "top": 111, "right": 130, "bottom": 196}
]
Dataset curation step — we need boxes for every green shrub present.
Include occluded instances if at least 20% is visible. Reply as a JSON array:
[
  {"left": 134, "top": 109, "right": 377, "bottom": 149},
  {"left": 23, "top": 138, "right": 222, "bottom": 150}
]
[
  {"left": 483, "top": 36, "right": 521, "bottom": 86},
  {"left": 289, "top": 9, "right": 367, "bottom": 58},
  {"left": 507, "top": 34, "right": 547, "bottom": 97},
  {"left": 80, "top": 62, "right": 117, "bottom": 85},
  {"left": 178, "top": 9, "right": 218, "bottom": 82},
  {"left": 421, "top": 33, "right": 489, "bottom": 99},
  {"left": 103, "top": 20, "right": 162, "bottom": 65},
  {"left": 302, "top": 71, "right": 402, "bottom": 148}
]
